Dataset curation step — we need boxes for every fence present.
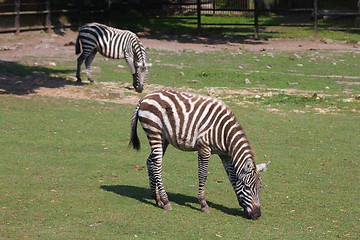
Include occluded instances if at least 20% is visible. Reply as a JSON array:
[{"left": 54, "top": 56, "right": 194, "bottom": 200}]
[
  {"left": 0, "top": 0, "right": 110, "bottom": 34},
  {"left": 0, "top": 0, "right": 359, "bottom": 38}
]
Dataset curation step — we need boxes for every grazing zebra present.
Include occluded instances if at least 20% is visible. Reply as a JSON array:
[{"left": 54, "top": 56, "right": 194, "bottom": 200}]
[
  {"left": 75, "top": 22, "right": 148, "bottom": 92},
  {"left": 130, "top": 88, "right": 270, "bottom": 219}
]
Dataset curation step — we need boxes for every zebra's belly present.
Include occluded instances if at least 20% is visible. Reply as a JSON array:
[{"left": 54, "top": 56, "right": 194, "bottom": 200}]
[
  {"left": 172, "top": 140, "right": 225, "bottom": 155},
  {"left": 99, "top": 49, "right": 125, "bottom": 59},
  {"left": 175, "top": 142, "right": 198, "bottom": 152},
  {"left": 171, "top": 138, "right": 198, "bottom": 152}
]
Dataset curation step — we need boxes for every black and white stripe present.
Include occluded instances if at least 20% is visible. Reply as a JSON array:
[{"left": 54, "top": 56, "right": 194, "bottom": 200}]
[
  {"left": 75, "top": 22, "right": 148, "bottom": 92},
  {"left": 130, "top": 88, "right": 270, "bottom": 219}
]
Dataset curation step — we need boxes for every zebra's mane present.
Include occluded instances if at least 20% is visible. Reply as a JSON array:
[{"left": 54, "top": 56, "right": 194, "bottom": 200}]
[{"left": 134, "top": 37, "right": 147, "bottom": 65}]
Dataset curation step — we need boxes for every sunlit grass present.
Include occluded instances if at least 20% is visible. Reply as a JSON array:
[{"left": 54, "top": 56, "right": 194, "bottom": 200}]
[{"left": 1, "top": 42, "right": 359, "bottom": 239}]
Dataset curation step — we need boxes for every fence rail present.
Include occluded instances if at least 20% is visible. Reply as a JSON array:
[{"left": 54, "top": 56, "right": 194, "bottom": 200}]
[
  {"left": 0, "top": 0, "right": 110, "bottom": 34},
  {"left": 0, "top": 0, "right": 359, "bottom": 38}
]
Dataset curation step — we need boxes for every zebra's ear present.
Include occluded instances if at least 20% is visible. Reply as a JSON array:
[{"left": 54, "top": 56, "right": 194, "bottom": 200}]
[{"left": 256, "top": 161, "right": 271, "bottom": 173}]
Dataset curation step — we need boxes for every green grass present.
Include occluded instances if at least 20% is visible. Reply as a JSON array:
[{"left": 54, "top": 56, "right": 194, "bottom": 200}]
[
  {"left": 1, "top": 95, "right": 359, "bottom": 239},
  {"left": 1, "top": 45, "right": 360, "bottom": 239}
]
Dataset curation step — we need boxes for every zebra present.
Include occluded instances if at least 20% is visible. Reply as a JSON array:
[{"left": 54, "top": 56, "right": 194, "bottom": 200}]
[
  {"left": 130, "top": 88, "right": 270, "bottom": 219},
  {"left": 75, "top": 22, "right": 148, "bottom": 92}
]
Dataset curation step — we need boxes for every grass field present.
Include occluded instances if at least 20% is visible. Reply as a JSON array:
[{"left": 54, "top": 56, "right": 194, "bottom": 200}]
[{"left": 1, "top": 43, "right": 359, "bottom": 239}]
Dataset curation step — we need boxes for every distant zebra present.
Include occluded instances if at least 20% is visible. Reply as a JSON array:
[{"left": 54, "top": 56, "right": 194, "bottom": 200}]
[
  {"left": 75, "top": 22, "right": 148, "bottom": 92},
  {"left": 130, "top": 88, "right": 270, "bottom": 220}
]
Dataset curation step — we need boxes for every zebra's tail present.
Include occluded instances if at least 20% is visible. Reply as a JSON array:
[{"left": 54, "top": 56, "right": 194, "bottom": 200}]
[
  {"left": 129, "top": 103, "right": 141, "bottom": 150},
  {"left": 75, "top": 35, "right": 81, "bottom": 55}
]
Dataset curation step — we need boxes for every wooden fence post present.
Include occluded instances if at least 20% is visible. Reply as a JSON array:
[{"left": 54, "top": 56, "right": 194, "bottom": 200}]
[
  {"left": 313, "top": 0, "right": 318, "bottom": 38},
  {"left": 254, "top": 0, "right": 259, "bottom": 39},
  {"left": 78, "top": 0, "right": 82, "bottom": 30},
  {"left": 197, "top": 0, "right": 201, "bottom": 33},
  {"left": 45, "top": 0, "right": 51, "bottom": 33},
  {"left": 107, "top": 0, "right": 112, "bottom": 26},
  {"left": 14, "top": 0, "right": 20, "bottom": 35},
  {"left": 212, "top": 0, "right": 215, "bottom": 16},
  {"left": 141, "top": 0, "right": 146, "bottom": 30}
]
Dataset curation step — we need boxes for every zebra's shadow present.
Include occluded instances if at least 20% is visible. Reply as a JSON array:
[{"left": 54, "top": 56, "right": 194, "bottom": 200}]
[{"left": 100, "top": 185, "right": 246, "bottom": 217}]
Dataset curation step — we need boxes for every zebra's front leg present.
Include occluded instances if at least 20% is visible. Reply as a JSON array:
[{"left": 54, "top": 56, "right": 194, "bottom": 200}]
[
  {"left": 125, "top": 56, "right": 138, "bottom": 91},
  {"left": 198, "top": 147, "right": 211, "bottom": 213}
]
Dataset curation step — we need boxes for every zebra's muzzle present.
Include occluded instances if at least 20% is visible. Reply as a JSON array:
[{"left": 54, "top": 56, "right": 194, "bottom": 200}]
[
  {"left": 247, "top": 205, "right": 261, "bottom": 220},
  {"left": 132, "top": 74, "right": 144, "bottom": 93},
  {"left": 135, "top": 84, "right": 143, "bottom": 93}
]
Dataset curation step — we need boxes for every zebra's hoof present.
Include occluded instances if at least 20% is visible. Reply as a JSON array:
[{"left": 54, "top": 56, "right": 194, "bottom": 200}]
[
  {"left": 201, "top": 206, "right": 210, "bottom": 213},
  {"left": 163, "top": 204, "right": 172, "bottom": 211},
  {"left": 156, "top": 201, "right": 164, "bottom": 208}
]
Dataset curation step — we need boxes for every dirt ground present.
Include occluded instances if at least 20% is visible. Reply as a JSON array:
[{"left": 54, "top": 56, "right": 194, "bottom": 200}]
[
  {"left": 1, "top": 29, "right": 358, "bottom": 59},
  {"left": 0, "top": 29, "right": 359, "bottom": 104}
]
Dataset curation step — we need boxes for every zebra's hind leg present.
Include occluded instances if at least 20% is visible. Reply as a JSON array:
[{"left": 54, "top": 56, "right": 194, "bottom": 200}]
[
  {"left": 84, "top": 50, "right": 97, "bottom": 83},
  {"left": 147, "top": 154, "right": 163, "bottom": 207},
  {"left": 146, "top": 139, "right": 172, "bottom": 210},
  {"left": 198, "top": 147, "right": 211, "bottom": 213},
  {"left": 76, "top": 53, "right": 86, "bottom": 84}
]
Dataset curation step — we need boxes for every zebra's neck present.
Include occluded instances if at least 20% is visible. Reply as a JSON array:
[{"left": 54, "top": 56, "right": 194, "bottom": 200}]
[
  {"left": 226, "top": 123, "right": 253, "bottom": 172},
  {"left": 132, "top": 38, "right": 146, "bottom": 64}
]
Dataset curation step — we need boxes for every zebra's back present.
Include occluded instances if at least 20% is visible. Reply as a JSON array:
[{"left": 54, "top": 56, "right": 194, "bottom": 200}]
[
  {"left": 78, "top": 22, "right": 138, "bottom": 59},
  {"left": 137, "top": 88, "right": 238, "bottom": 152}
]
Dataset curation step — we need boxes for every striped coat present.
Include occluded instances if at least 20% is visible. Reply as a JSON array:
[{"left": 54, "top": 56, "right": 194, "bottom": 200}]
[
  {"left": 75, "top": 23, "right": 148, "bottom": 92},
  {"left": 130, "top": 88, "right": 270, "bottom": 219}
]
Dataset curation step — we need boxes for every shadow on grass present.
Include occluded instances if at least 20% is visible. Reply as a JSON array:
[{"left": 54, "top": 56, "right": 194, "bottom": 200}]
[
  {"left": 101, "top": 184, "right": 247, "bottom": 218},
  {"left": 112, "top": 16, "right": 274, "bottom": 44},
  {"left": 0, "top": 60, "right": 77, "bottom": 95},
  {"left": 139, "top": 28, "right": 270, "bottom": 45}
]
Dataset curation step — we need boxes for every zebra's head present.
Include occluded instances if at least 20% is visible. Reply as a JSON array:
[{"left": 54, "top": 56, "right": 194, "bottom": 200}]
[
  {"left": 132, "top": 61, "right": 148, "bottom": 93},
  {"left": 236, "top": 159, "right": 270, "bottom": 220}
]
